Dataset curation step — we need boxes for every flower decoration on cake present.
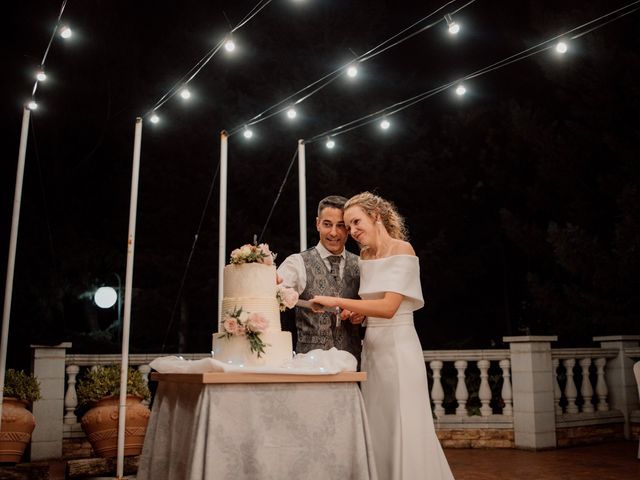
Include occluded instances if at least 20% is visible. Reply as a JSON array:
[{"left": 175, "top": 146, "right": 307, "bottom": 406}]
[
  {"left": 230, "top": 243, "right": 276, "bottom": 265},
  {"left": 276, "top": 284, "right": 299, "bottom": 312},
  {"left": 219, "top": 306, "right": 270, "bottom": 358}
]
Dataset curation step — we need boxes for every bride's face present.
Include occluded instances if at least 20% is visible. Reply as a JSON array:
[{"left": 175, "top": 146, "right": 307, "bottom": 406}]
[{"left": 344, "top": 206, "right": 376, "bottom": 246}]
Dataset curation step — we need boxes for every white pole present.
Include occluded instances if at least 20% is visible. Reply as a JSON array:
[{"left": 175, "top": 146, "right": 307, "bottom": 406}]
[
  {"left": 116, "top": 117, "right": 143, "bottom": 479},
  {"left": 218, "top": 131, "right": 228, "bottom": 321},
  {"left": 298, "top": 139, "right": 307, "bottom": 251},
  {"left": 0, "top": 107, "right": 31, "bottom": 427}
]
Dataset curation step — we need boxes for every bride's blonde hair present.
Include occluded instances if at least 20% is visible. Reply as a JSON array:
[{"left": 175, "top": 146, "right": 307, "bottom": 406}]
[{"left": 345, "top": 192, "right": 408, "bottom": 241}]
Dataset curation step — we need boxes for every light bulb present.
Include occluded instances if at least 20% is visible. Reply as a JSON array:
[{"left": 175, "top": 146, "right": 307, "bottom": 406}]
[
  {"left": 380, "top": 119, "right": 390, "bottom": 130},
  {"left": 60, "top": 26, "right": 72, "bottom": 39},
  {"left": 448, "top": 22, "right": 460, "bottom": 34},
  {"left": 243, "top": 128, "right": 253, "bottom": 139},
  {"left": 556, "top": 41, "right": 568, "bottom": 54},
  {"left": 36, "top": 69, "right": 47, "bottom": 82},
  {"left": 286, "top": 108, "right": 297, "bottom": 119},
  {"left": 150, "top": 114, "right": 160, "bottom": 124},
  {"left": 180, "top": 88, "right": 191, "bottom": 100},
  {"left": 224, "top": 39, "right": 236, "bottom": 52},
  {"left": 455, "top": 85, "right": 466, "bottom": 96},
  {"left": 27, "top": 100, "right": 38, "bottom": 110},
  {"left": 326, "top": 138, "right": 335, "bottom": 149},
  {"left": 347, "top": 65, "right": 358, "bottom": 78}
]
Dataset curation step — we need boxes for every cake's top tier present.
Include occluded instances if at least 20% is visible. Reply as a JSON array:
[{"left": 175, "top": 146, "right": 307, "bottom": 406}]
[{"left": 223, "top": 263, "right": 277, "bottom": 298}]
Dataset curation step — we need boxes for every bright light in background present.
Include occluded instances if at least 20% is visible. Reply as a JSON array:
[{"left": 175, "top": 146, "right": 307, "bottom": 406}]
[
  {"left": 60, "top": 25, "right": 72, "bottom": 39},
  {"left": 286, "top": 108, "right": 297, "bottom": 119},
  {"left": 347, "top": 65, "right": 358, "bottom": 78},
  {"left": 180, "top": 88, "right": 191, "bottom": 100},
  {"left": 380, "top": 118, "right": 391, "bottom": 130},
  {"left": 243, "top": 127, "right": 253, "bottom": 139},
  {"left": 94, "top": 286, "right": 117, "bottom": 309},
  {"left": 555, "top": 41, "right": 568, "bottom": 54},
  {"left": 326, "top": 137, "right": 335, "bottom": 149},
  {"left": 444, "top": 14, "right": 460, "bottom": 35},
  {"left": 36, "top": 69, "right": 47, "bottom": 82},
  {"left": 224, "top": 39, "right": 236, "bottom": 52},
  {"left": 27, "top": 100, "right": 38, "bottom": 110},
  {"left": 150, "top": 114, "right": 160, "bottom": 124},
  {"left": 455, "top": 84, "right": 466, "bottom": 96}
]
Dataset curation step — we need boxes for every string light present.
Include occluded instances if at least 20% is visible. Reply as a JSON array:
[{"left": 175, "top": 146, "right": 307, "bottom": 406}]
[
  {"left": 346, "top": 64, "right": 358, "bottom": 78},
  {"left": 286, "top": 107, "right": 297, "bottom": 119},
  {"left": 326, "top": 137, "right": 335, "bottom": 149},
  {"left": 150, "top": 114, "right": 160, "bottom": 124},
  {"left": 27, "top": 100, "right": 38, "bottom": 110},
  {"left": 455, "top": 84, "right": 466, "bottom": 96},
  {"left": 380, "top": 118, "right": 391, "bottom": 130},
  {"left": 59, "top": 25, "right": 72, "bottom": 39},
  {"left": 243, "top": 126, "right": 254, "bottom": 139},
  {"left": 224, "top": 38, "right": 236, "bottom": 52},
  {"left": 180, "top": 88, "right": 192, "bottom": 100},
  {"left": 556, "top": 41, "right": 568, "bottom": 53},
  {"left": 36, "top": 69, "right": 47, "bottom": 82},
  {"left": 444, "top": 14, "right": 460, "bottom": 35}
]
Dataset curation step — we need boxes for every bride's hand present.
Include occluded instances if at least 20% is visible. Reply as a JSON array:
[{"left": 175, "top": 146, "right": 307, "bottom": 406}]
[{"left": 311, "top": 296, "right": 338, "bottom": 311}]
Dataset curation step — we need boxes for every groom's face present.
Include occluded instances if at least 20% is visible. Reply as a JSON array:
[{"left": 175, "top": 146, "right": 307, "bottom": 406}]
[{"left": 316, "top": 207, "right": 348, "bottom": 255}]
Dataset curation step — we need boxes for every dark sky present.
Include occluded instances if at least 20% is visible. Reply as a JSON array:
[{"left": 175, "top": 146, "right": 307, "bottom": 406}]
[{"left": 2, "top": 0, "right": 639, "bottom": 364}]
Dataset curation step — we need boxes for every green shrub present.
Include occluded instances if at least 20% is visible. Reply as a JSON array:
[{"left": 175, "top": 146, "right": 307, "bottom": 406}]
[
  {"left": 76, "top": 365, "right": 151, "bottom": 406},
  {"left": 3, "top": 369, "right": 41, "bottom": 403}
]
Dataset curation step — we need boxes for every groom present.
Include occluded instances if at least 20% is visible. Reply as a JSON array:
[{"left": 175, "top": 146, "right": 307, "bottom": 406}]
[{"left": 277, "top": 195, "right": 363, "bottom": 363}]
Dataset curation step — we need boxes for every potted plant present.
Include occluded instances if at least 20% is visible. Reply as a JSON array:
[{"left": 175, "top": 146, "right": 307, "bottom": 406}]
[
  {"left": 1, "top": 369, "right": 41, "bottom": 463},
  {"left": 76, "top": 365, "right": 151, "bottom": 458}
]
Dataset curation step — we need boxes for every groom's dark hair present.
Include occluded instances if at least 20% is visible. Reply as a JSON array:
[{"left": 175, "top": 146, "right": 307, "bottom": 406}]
[{"left": 317, "top": 195, "right": 348, "bottom": 216}]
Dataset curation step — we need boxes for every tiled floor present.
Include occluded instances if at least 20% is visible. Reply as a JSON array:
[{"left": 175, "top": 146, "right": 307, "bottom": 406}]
[
  {"left": 446, "top": 441, "right": 640, "bottom": 480},
  {"left": 46, "top": 441, "right": 639, "bottom": 479}
]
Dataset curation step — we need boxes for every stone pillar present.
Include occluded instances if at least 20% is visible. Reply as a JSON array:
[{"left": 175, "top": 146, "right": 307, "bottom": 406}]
[
  {"left": 29, "top": 342, "right": 72, "bottom": 461},
  {"left": 504, "top": 335, "right": 558, "bottom": 450},
  {"left": 593, "top": 335, "right": 640, "bottom": 439}
]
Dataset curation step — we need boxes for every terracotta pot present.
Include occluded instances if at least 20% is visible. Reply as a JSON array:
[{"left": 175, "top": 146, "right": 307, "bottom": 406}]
[
  {"left": 0, "top": 397, "right": 36, "bottom": 463},
  {"left": 81, "top": 395, "right": 150, "bottom": 458}
]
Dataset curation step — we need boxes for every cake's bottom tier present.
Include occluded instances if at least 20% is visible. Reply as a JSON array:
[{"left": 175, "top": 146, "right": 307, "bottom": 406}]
[{"left": 211, "top": 330, "right": 293, "bottom": 368}]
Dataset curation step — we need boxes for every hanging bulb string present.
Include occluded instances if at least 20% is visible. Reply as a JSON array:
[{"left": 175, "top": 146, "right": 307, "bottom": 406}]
[
  {"left": 233, "top": 0, "right": 272, "bottom": 31},
  {"left": 306, "top": 1, "right": 640, "bottom": 144},
  {"left": 257, "top": 147, "right": 299, "bottom": 244},
  {"left": 227, "top": 0, "right": 477, "bottom": 135},
  {"left": 31, "top": 0, "right": 68, "bottom": 98}
]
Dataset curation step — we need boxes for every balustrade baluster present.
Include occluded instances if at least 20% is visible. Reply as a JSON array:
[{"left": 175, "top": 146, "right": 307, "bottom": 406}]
[
  {"left": 499, "top": 359, "right": 513, "bottom": 416},
  {"left": 553, "top": 358, "right": 562, "bottom": 415},
  {"left": 454, "top": 360, "right": 468, "bottom": 416},
  {"left": 563, "top": 358, "right": 579, "bottom": 414},
  {"left": 594, "top": 357, "right": 610, "bottom": 412},
  {"left": 138, "top": 364, "right": 152, "bottom": 406},
  {"left": 64, "top": 365, "right": 80, "bottom": 424},
  {"left": 579, "top": 357, "right": 594, "bottom": 413},
  {"left": 429, "top": 360, "right": 445, "bottom": 418},
  {"left": 478, "top": 359, "right": 492, "bottom": 416}
]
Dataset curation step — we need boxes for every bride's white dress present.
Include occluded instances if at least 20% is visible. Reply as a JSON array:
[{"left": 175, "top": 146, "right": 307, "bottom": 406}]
[{"left": 359, "top": 255, "right": 455, "bottom": 480}]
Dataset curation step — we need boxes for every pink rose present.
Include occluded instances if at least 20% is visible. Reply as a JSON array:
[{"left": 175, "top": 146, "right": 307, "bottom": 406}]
[
  {"left": 223, "top": 317, "right": 240, "bottom": 335},
  {"left": 281, "top": 287, "right": 299, "bottom": 309},
  {"left": 258, "top": 243, "right": 274, "bottom": 265},
  {"left": 246, "top": 312, "right": 269, "bottom": 333}
]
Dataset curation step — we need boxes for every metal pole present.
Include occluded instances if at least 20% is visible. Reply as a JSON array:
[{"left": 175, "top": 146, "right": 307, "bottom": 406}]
[
  {"left": 0, "top": 107, "right": 31, "bottom": 427},
  {"left": 116, "top": 117, "right": 143, "bottom": 479},
  {"left": 298, "top": 139, "right": 307, "bottom": 251},
  {"left": 218, "top": 131, "right": 228, "bottom": 321}
]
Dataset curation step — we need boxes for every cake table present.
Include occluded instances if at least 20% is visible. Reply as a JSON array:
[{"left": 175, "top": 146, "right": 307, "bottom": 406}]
[{"left": 137, "top": 371, "right": 377, "bottom": 480}]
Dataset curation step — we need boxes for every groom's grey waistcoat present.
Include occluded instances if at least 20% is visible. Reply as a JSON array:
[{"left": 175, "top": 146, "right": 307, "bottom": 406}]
[{"left": 296, "top": 248, "right": 361, "bottom": 361}]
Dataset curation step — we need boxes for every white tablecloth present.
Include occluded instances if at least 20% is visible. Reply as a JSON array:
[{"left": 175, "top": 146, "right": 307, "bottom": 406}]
[{"left": 137, "top": 380, "right": 377, "bottom": 480}]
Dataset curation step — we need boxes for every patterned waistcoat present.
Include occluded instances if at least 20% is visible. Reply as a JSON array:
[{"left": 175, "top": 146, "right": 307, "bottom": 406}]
[{"left": 295, "top": 248, "right": 361, "bottom": 361}]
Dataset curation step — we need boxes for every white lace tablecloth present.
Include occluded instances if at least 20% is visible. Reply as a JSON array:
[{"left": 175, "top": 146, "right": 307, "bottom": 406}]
[{"left": 137, "top": 376, "right": 377, "bottom": 480}]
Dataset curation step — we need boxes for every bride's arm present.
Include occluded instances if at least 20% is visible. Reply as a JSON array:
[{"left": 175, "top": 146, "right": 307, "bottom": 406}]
[{"left": 312, "top": 292, "right": 404, "bottom": 319}]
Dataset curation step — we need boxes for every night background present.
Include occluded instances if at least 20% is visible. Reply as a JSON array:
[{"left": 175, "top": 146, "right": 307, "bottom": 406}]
[{"left": 2, "top": 0, "right": 639, "bottom": 369}]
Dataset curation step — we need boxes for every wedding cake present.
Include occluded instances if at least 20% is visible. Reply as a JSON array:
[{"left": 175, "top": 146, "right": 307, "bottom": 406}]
[{"left": 211, "top": 244, "right": 297, "bottom": 367}]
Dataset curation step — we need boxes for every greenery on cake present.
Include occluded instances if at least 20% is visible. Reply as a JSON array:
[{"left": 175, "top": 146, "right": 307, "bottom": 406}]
[
  {"left": 218, "top": 306, "right": 270, "bottom": 358},
  {"left": 230, "top": 243, "right": 276, "bottom": 265}
]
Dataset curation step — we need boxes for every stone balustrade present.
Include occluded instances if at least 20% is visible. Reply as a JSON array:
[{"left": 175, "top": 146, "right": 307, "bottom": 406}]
[{"left": 28, "top": 335, "right": 640, "bottom": 460}]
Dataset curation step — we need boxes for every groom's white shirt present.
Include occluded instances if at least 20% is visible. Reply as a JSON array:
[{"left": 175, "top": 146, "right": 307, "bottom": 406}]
[{"left": 277, "top": 242, "right": 345, "bottom": 294}]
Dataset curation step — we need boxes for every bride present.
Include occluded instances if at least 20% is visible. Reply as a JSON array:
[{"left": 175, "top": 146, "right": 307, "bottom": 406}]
[{"left": 312, "top": 192, "right": 455, "bottom": 480}]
